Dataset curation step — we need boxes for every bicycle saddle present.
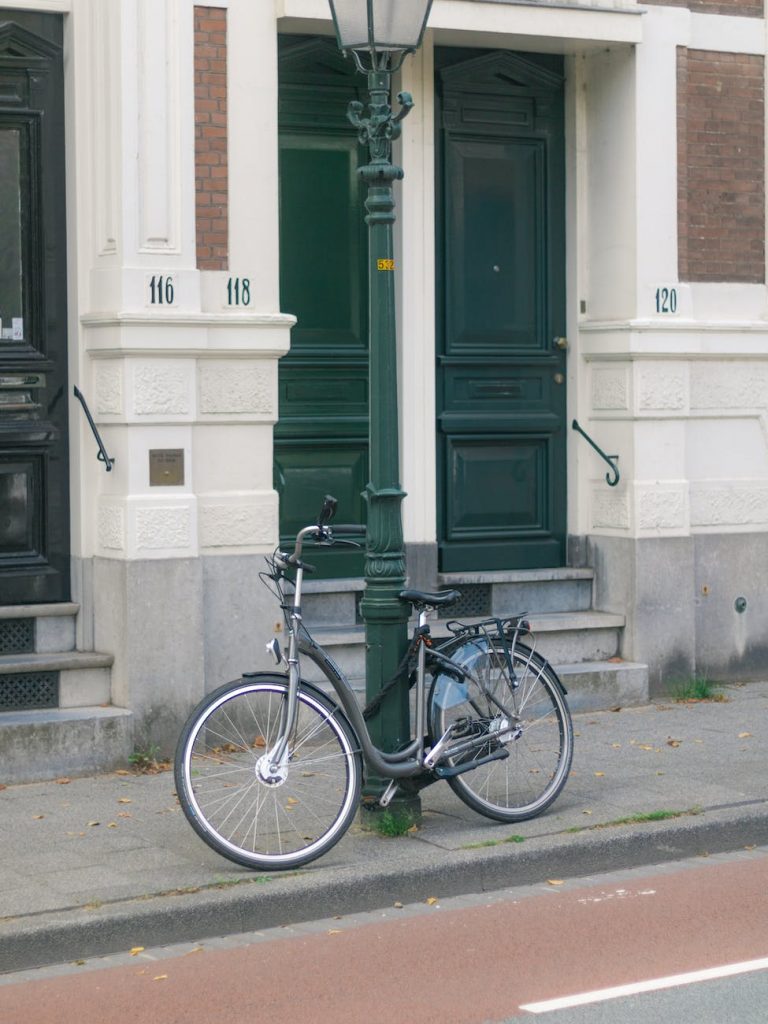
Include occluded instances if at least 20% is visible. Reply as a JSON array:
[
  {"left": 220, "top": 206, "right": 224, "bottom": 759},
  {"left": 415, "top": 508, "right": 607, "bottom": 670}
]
[{"left": 399, "top": 589, "right": 462, "bottom": 609}]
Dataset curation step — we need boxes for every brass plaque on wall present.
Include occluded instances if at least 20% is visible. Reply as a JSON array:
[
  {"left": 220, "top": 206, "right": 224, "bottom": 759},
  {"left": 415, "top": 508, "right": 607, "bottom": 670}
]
[{"left": 149, "top": 449, "right": 184, "bottom": 486}]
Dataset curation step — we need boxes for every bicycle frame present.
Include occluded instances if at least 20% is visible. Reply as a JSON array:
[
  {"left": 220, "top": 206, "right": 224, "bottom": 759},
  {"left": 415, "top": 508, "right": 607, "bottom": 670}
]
[
  {"left": 268, "top": 537, "right": 426, "bottom": 781},
  {"left": 263, "top": 524, "right": 524, "bottom": 790}
]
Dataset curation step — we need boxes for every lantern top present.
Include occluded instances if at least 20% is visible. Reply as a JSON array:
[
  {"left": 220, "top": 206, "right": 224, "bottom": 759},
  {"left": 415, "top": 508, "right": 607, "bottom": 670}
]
[{"left": 328, "top": 0, "right": 433, "bottom": 71}]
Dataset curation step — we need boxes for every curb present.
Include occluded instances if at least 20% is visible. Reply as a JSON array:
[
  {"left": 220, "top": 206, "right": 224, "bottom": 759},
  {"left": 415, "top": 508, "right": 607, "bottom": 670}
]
[{"left": 3, "top": 801, "right": 767, "bottom": 974}]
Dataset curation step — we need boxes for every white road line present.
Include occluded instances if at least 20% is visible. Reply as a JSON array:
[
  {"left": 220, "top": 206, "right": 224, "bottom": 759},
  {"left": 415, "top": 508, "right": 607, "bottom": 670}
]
[{"left": 519, "top": 956, "right": 768, "bottom": 1014}]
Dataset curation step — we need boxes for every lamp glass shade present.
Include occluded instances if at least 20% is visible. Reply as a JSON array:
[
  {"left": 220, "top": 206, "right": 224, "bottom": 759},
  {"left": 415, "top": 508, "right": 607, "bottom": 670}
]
[{"left": 328, "top": 0, "right": 432, "bottom": 53}]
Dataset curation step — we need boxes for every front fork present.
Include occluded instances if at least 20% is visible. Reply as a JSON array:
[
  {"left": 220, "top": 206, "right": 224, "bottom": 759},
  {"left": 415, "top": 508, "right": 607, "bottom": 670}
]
[{"left": 262, "top": 571, "right": 305, "bottom": 782}]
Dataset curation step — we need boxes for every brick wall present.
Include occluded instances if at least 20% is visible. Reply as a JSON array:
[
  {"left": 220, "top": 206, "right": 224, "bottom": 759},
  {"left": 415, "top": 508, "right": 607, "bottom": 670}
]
[
  {"left": 644, "top": 0, "right": 763, "bottom": 15},
  {"left": 677, "top": 48, "right": 765, "bottom": 283},
  {"left": 194, "top": 6, "right": 228, "bottom": 271}
]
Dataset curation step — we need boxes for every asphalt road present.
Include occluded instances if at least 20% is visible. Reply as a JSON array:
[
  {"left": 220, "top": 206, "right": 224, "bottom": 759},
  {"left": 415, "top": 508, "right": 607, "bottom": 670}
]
[{"left": 1, "top": 846, "right": 766, "bottom": 1023}]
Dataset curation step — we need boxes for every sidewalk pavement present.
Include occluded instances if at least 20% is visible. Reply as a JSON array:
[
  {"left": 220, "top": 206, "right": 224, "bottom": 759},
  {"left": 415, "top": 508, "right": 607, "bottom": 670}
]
[{"left": 2, "top": 681, "right": 767, "bottom": 974}]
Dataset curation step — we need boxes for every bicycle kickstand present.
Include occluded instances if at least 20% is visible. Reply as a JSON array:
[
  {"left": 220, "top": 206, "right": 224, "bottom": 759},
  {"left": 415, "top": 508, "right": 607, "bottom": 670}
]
[{"left": 378, "top": 780, "right": 399, "bottom": 808}]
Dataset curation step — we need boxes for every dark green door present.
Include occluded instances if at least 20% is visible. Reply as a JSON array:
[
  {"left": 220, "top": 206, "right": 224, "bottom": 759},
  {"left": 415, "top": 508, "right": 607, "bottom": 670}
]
[
  {"left": 0, "top": 14, "right": 69, "bottom": 604},
  {"left": 436, "top": 50, "right": 566, "bottom": 572},
  {"left": 276, "top": 37, "right": 368, "bottom": 577}
]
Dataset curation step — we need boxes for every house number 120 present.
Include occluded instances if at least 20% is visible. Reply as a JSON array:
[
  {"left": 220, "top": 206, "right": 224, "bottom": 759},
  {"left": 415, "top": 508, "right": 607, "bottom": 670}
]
[{"left": 655, "top": 287, "right": 677, "bottom": 314}]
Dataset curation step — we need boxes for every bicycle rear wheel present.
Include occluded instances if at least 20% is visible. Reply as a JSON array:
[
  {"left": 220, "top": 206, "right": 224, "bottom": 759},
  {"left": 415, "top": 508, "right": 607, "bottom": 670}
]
[
  {"left": 429, "top": 638, "right": 573, "bottom": 822},
  {"left": 175, "top": 676, "right": 362, "bottom": 870}
]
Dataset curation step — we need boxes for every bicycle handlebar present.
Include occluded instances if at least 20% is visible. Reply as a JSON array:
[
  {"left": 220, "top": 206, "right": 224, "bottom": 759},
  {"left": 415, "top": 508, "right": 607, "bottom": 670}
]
[{"left": 279, "top": 523, "right": 365, "bottom": 571}]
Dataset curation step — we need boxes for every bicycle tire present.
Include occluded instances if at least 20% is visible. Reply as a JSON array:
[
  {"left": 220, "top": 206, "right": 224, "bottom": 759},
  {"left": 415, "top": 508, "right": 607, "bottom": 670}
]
[
  {"left": 175, "top": 675, "right": 362, "bottom": 870},
  {"left": 428, "top": 638, "right": 573, "bottom": 822}
]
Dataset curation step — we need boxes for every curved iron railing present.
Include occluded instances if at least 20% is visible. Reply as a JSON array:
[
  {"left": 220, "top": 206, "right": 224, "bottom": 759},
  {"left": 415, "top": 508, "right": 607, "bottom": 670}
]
[
  {"left": 572, "top": 419, "right": 619, "bottom": 487},
  {"left": 73, "top": 386, "right": 115, "bottom": 472}
]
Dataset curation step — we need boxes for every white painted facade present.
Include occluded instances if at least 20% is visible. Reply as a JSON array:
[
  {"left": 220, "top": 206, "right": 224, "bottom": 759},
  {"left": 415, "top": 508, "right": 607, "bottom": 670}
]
[{"left": 2, "top": 0, "right": 766, "bottom": 760}]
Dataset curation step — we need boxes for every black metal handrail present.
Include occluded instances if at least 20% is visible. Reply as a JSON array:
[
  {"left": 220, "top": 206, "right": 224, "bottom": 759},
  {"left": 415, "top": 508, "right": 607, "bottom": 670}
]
[
  {"left": 73, "top": 386, "right": 115, "bottom": 472},
  {"left": 572, "top": 419, "right": 619, "bottom": 487}
]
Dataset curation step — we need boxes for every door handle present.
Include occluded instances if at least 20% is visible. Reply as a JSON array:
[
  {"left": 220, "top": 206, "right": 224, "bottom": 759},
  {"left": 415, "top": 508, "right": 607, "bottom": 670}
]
[{"left": 553, "top": 337, "right": 568, "bottom": 350}]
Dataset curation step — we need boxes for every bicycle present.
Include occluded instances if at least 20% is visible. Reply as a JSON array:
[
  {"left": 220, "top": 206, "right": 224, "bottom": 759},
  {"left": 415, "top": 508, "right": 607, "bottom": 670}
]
[{"left": 174, "top": 496, "right": 574, "bottom": 871}]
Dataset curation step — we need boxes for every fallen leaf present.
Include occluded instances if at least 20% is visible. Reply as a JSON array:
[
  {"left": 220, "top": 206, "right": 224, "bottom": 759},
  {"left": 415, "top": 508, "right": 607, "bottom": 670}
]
[
  {"left": 327, "top": 929, "right": 342, "bottom": 935},
  {"left": 286, "top": 797, "right": 298, "bottom": 806},
  {"left": 667, "top": 739, "right": 682, "bottom": 748},
  {"left": 0, "top": 784, "right": 6, "bottom": 791},
  {"left": 611, "top": 743, "right": 621, "bottom": 749},
  {"left": 115, "top": 769, "right": 131, "bottom": 776},
  {"left": 547, "top": 879, "right": 565, "bottom": 886},
  {"left": 738, "top": 732, "right": 752, "bottom": 739},
  {"left": 185, "top": 947, "right": 204, "bottom": 955},
  {"left": 253, "top": 735, "right": 267, "bottom": 748},
  {"left": 33, "top": 814, "right": 45, "bottom": 820},
  {"left": 118, "top": 811, "right": 132, "bottom": 818},
  {"left": 153, "top": 974, "right": 168, "bottom": 981},
  {"left": 582, "top": 809, "right": 593, "bottom": 815},
  {"left": 393, "top": 901, "right": 404, "bottom": 909},
  {"left": 107, "top": 822, "right": 118, "bottom": 829},
  {"left": 426, "top": 897, "right": 439, "bottom": 905},
  {"left": 118, "top": 797, "right": 133, "bottom": 804},
  {"left": 594, "top": 771, "right": 605, "bottom": 777},
  {"left": 87, "top": 821, "right": 100, "bottom": 827},
  {"left": 56, "top": 777, "right": 71, "bottom": 785},
  {"left": 74, "top": 959, "right": 86, "bottom": 966},
  {"left": 745, "top": 845, "right": 756, "bottom": 851},
  {"left": 130, "top": 947, "right": 145, "bottom": 956},
  {"left": 637, "top": 744, "right": 654, "bottom": 751},
  {"left": 608, "top": 657, "right": 623, "bottom": 664}
]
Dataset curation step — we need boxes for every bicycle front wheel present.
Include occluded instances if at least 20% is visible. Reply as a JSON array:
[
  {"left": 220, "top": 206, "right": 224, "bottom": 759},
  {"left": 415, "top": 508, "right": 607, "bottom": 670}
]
[
  {"left": 175, "top": 677, "right": 362, "bottom": 870},
  {"left": 429, "top": 639, "right": 573, "bottom": 823}
]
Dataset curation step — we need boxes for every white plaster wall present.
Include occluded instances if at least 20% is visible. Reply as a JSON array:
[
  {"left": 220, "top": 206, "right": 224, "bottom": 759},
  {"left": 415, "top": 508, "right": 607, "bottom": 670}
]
[
  {"left": 578, "top": 4, "right": 768, "bottom": 543},
  {"left": 60, "top": 0, "right": 292, "bottom": 571},
  {"left": 33, "top": 0, "right": 768, "bottom": 571}
]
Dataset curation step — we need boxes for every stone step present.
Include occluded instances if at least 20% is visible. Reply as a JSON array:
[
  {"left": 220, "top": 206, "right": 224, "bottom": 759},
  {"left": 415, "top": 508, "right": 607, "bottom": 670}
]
[
  {"left": 299, "top": 639, "right": 647, "bottom": 715},
  {"left": 297, "top": 609, "right": 642, "bottom": 713},
  {"left": 0, "top": 603, "right": 79, "bottom": 655},
  {"left": 301, "top": 568, "right": 597, "bottom": 629},
  {"left": 438, "top": 568, "right": 595, "bottom": 616},
  {"left": 0, "top": 706, "right": 133, "bottom": 784},
  {"left": 0, "top": 651, "right": 114, "bottom": 709},
  {"left": 556, "top": 661, "right": 649, "bottom": 713},
  {"left": 306, "top": 610, "right": 624, "bottom": 688}
]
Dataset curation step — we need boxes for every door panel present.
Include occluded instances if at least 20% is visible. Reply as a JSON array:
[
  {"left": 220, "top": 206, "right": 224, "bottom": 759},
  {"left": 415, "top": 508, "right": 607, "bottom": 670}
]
[
  {"left": 0, "top": 14, "right": 69, "bottom": 604},
  {"left": 437, "top": 50, "right": 566, "bottom": 573},
  {"left": 276, "top": 37, "right": 368, "bottom": 577}
]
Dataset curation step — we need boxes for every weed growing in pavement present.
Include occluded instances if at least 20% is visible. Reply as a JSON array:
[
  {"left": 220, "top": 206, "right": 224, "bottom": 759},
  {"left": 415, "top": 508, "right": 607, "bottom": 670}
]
[
  {"left": 461, "top": 834, "right": 526, "bottom": 850},
  {"left": 128, "top": 744, "right": 171, "bottom": 774},
  {"left": 567, "top": 807, "right": 703, "bottom": 834},
  {"left": 668, "top": 675, "right": 727, "bottom": 703},
  {"left": 373, "top": 808, "right": 419, "bottom": 837}
]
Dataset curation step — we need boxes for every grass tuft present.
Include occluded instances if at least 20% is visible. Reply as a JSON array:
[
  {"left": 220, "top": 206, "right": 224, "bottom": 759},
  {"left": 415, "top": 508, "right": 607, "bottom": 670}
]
[{"left": 668, "top": 676, "right": 727, "bottom": 703}]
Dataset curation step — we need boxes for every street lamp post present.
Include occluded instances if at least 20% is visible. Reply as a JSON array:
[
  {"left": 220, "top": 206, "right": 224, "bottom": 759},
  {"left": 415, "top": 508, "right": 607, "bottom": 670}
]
[{"left": 327, "top": 1, "right": 433, "bottom": 807}]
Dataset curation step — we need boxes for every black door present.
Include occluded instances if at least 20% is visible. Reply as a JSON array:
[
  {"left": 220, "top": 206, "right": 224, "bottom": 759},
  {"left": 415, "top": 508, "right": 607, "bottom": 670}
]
[
  {"left": 0, "top": 14, "right": 69, "bottom": 604},
  {"left": 436, "top": 50, "right": 567, "bottom": 572}
]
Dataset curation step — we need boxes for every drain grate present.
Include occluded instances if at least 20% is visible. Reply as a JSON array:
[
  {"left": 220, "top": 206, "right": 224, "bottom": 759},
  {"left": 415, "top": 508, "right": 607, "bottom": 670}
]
[
  {"left": 0, "top": 672, "right": 59, "bottom": 711},
  {"left": 0, "top": 619, "right": 35, "bottom": 655},
  {"left": 441, "top": 584, "right": 491, "bottom": 619}
]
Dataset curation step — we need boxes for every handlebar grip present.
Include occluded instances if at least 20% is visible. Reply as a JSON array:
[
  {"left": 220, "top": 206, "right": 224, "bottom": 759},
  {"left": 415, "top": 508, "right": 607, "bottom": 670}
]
[{"left": 331, "top": 524, "right": 367, "bottom": 536}]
